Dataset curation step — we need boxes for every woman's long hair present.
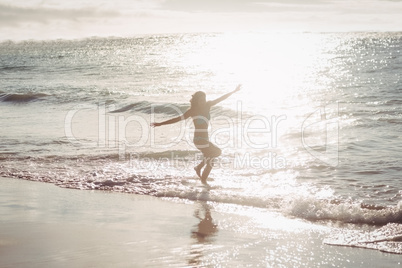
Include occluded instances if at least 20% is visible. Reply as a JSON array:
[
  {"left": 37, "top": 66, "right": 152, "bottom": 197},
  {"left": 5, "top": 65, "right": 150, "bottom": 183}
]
[{"left": 191, "top": 91, "right": 207, "bottom": 109}]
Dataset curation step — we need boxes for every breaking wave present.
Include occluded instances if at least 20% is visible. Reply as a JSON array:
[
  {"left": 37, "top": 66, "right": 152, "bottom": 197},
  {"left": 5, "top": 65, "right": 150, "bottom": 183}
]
[
  {"left": 1, "top": 152, "right": 401, "bottom": 227},
  {"left": 0, "top": 92, "right": 48, "bottom": 103}
]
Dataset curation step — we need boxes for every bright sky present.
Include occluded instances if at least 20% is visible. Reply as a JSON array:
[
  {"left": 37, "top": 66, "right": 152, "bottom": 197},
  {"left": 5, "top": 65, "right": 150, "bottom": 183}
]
[{"left": 1, "top": 0, "right": 402, "bottom": 41}]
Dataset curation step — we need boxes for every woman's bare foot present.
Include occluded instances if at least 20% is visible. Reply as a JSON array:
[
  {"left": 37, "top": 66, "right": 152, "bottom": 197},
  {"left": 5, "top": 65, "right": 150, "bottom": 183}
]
[
  {"left": 201, "top": 177, "right": 208, "bottom": 185},
  {"left": 194, "top": 166, "right": 202, "bottom": 178}
]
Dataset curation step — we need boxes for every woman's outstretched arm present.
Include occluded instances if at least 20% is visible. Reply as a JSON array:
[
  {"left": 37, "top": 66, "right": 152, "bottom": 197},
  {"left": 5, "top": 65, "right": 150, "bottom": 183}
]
[
  {"left": 209, "top": 84, "right": 241, "bottom": 107},
  {"left": 151, "top": 109, "right": 192, "bottom": 127}
]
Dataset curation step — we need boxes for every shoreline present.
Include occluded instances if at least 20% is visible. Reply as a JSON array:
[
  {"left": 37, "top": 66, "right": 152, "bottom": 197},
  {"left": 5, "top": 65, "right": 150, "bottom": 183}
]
[{"left": 1, "top": 177, "right": 401, "bottom": 267}]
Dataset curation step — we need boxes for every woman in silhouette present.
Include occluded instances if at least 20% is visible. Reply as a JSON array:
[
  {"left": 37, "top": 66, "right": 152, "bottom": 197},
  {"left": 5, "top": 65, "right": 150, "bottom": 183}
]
[{"left": 151, "top": 85, "right": 241, "bottom": 184}]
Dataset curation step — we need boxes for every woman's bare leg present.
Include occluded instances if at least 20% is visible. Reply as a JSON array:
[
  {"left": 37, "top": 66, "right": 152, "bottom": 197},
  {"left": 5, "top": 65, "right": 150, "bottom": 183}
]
[
  {"left": 194, "top": 158, "right": 205, "bottom": 178},
  {"left": 201, "top": 159, "right": 213, "bottom": 184},
  {"left": 196, "top": 142, "right": 221, "bottom": 183}
]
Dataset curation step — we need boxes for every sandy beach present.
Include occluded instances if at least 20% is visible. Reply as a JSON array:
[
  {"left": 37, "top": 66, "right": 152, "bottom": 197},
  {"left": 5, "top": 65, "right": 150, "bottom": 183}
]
[
  {"left": 0, "top": 176, "right": 401, "bottom": 267},
  {"left": 1, "top": 177, "right": 201, "bottom": 267}
]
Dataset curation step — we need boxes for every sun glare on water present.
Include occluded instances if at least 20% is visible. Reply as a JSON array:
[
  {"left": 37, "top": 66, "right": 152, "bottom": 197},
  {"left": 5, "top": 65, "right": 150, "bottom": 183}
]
[{"left": 175, "top": 32, "right": 336, "bottom": 110}]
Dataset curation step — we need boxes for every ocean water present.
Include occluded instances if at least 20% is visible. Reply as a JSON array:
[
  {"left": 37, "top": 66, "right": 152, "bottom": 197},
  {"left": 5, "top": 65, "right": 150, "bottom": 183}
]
[{"left": 1, "top": 32, "right": 402, "bottom": 255}]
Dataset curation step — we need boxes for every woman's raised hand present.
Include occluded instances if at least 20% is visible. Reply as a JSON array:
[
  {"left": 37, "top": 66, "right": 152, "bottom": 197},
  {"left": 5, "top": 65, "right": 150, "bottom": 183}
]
[{"left": 150, "top": 122, "right": 161, "bottom": 127}]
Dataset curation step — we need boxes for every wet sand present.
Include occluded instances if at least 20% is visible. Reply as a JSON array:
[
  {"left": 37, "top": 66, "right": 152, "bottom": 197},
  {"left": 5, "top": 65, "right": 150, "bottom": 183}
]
[{"left": 0, "top": 177, "right": 401, "bottom": 267}]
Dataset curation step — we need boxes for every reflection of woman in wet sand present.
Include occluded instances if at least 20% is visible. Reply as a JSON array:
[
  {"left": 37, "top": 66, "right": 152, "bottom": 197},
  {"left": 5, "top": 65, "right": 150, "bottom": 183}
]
[
  {"left": 151, "top": 85, "right": 241, "bottom": 184},
  {"left": 188, "top": 202, "right": 218, "bottom": 266},
  {"left": 191, "top": 204, "right": 218, "bottom": 242}
]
